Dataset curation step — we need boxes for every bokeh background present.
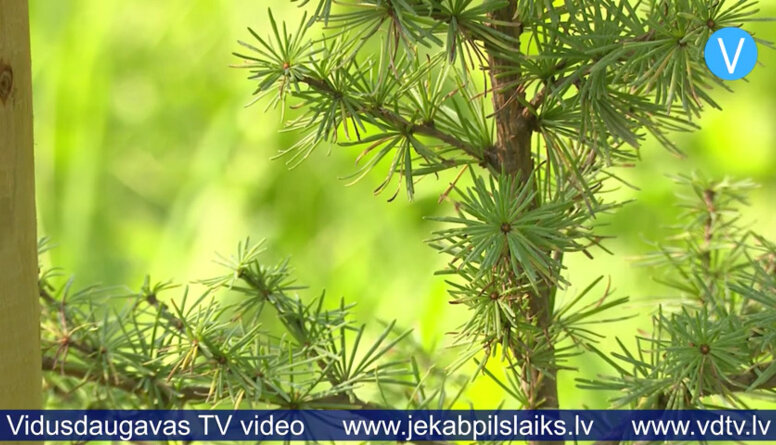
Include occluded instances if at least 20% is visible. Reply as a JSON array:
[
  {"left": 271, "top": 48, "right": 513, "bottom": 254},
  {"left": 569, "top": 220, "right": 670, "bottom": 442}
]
[{"left": 30, "top": 0, "right": 776, "bottom": 409}]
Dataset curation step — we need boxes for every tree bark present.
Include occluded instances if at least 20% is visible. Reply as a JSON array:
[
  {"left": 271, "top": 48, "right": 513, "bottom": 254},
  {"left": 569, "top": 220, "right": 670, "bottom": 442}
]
[
  {"left": 486, "top": 4, "right": 560, "bottom": 445},
  {"left": 0, "top": 0, "right": 41, "bottom": 414},
  {"left": 486, "top": 9, "right": 534, "bottom": 182}
]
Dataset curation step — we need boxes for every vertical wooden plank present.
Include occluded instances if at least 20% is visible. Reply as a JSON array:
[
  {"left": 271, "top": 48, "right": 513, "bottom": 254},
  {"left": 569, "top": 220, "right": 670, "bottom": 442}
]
[{"left": 0, "top": 0, "right": 41, "bottom": 409}]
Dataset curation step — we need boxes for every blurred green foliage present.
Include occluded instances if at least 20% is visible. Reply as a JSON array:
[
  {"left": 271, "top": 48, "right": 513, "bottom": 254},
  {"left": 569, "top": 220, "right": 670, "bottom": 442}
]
[{"left": 30, "top": 0, "right": 776, "bottom": 409}]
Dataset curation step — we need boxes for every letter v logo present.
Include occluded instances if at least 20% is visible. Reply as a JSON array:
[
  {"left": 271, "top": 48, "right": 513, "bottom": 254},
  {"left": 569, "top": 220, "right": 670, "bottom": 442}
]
[
  {"left": 705, "top": 28, "right": 758, "bottom": 81},
  {"left": 718, "top": 37, "right": 745, "bottom": 74}
]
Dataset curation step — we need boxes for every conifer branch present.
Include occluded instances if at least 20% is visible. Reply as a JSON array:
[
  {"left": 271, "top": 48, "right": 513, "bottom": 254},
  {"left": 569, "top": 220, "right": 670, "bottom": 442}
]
[
  {"left": 298, "top": 75, "right": 492, "bottom": 165},
  {"left": 41, "top": 354, "right": 392, "bottom": 409},
  {"left": 527, "top": 30, "right": 658, "bottom": 114},
  {"left": 42, "top": 355, "right": 209, "bottom": 405},
  {"left": 39, "top": 240, "right": 461, "bottom": 420}
]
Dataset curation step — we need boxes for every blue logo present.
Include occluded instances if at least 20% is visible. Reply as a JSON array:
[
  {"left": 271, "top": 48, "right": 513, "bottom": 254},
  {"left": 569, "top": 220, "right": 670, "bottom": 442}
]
[{"left": 704, "top": 27, "right": 758, "bottom": 80}]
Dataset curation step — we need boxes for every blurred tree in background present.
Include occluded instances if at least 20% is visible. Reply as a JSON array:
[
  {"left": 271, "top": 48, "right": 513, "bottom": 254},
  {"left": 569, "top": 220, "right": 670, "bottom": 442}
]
[{"left": 32, "top": 0, "right": 776, "bottom": 421}]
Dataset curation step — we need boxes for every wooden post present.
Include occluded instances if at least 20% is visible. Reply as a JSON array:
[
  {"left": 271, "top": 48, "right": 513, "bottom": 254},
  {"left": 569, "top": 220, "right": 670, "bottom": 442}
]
[{"left": 0, "top": 0, "right": 41, "bottom": 409}]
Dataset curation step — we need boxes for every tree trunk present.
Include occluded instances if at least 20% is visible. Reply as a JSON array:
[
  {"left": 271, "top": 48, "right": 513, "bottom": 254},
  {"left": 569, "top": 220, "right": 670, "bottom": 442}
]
[
  {"left": 0, "top": 0, "right": 41, "bottom": 412},
  {"left": 487, "top": 4, "right": 561, "bottom": 445}
]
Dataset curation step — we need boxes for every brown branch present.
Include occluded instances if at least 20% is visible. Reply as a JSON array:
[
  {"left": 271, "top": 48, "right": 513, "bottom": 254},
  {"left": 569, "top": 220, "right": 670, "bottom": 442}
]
[
  {"left": 41, "top": 354, "right": 380, "bottom": 409},
  {"left": 41, "top": 356, "right": 452, "bottom": 445},
  {"left": 42, "top": 354, "right": 207, "bottom": 404},
  {"left": 299, "top": 75, "right": 493, "bottom": 166}
]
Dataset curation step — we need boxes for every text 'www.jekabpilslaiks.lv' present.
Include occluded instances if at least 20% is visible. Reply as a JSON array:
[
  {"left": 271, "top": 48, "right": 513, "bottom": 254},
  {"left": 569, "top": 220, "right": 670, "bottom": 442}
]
[{"left": 342, "top": 414, "right": 593, "bottom": 441}]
